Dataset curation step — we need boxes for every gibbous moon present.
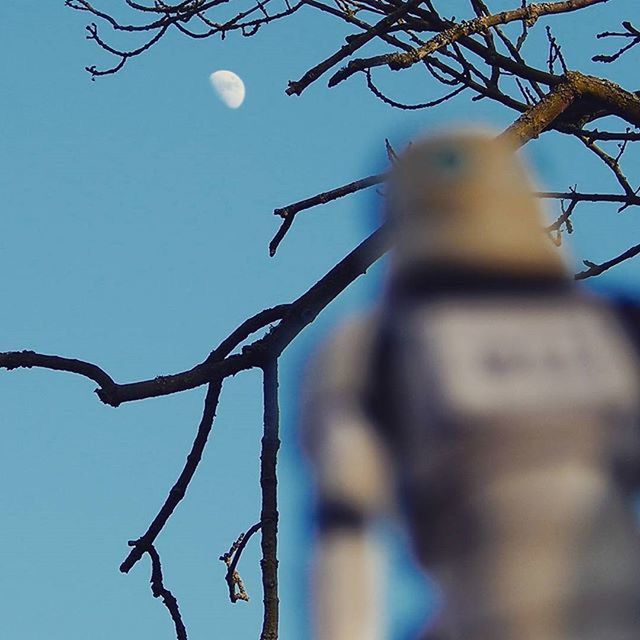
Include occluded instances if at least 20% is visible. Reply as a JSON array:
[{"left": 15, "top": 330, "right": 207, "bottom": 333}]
[{"left": 209, "top": 70, "right": 245, "bottom": 109}]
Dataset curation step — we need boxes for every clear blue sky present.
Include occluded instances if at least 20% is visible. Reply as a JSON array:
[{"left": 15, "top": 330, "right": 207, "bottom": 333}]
[{"left": 1, "top": 2, "right": 638, "bottom": 639}]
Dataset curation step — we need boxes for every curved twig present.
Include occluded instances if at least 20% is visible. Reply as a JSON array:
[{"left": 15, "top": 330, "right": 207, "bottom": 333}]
[
  {"left": 68, "top": 0, "right": 303, "bottom": 77},
  {"left": 121, "top": 379, "right": 223, "bottom": 573},
  {"left": 575, "top": 243, "right": 640, "bottom": 280},
  {"left": 219, "top": 522, "right": 263, "bottom": 602},
  {"left": 365, "top": 67, "right": 466, "bottom": 110},
  {"left": 0, "top": 351, "right": 116, "bottom": 394},
  {"left": 269, "top": 174, "right": 384, "bottom": 256},
  {"left": 147, "top": 544, "right": 188, "bottom": 640},
  {"left": 85, "top": 22, "right": 169, "bottom": 78}
]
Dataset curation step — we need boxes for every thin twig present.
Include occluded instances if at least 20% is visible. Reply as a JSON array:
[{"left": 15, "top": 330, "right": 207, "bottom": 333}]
[
  {"left": 580, "top": 129, "right": 640, "bottom": 142},
  {"left": 67, "top": 0, "right": 303, "bottom": 77},
  {"left": 365, "top": 67, "right": 466, "bottom": 110},
  {"left": 146, "top": 544, "right": 188, "bottom": 640},
  {"left": 577, "top": 133, "right": 638, "bottom": 202},
  {"left": 327, "top": 0, "right": 607, "bottom": 87},
  {"left": 575, "top": 243, "right": 640, "bottom": 279},
  {"left": 545, "top": 25, "right": 568, "bottom": 75},
  {"left": 219, "top": 522, "right": 263, "bottom": 602},
  {"left": 594, "top": 21, "right": 640, "bottom": 63},
  {"left": 546, "top": 194, "right": 578, "bottom": 245},
  {"left": 286, "top": 0, "right": 424, "bottom": 95},
  {"left": 120, "top": 380, "right": 224, "bottom": 573},
  {"left": 269, "top": 173, "right": 384, "bottom": 255},
  {"left": 538, "top": 191, "right": 640, "bottom": 206}
]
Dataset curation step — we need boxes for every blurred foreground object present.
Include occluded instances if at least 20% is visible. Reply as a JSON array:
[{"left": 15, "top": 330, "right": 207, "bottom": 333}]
[{"left": 301, "top": 130, "right": 640, "bottom": 640}]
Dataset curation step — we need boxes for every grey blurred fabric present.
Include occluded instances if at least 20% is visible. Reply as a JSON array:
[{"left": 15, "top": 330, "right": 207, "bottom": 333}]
[{"left": 302, "top": 130, "right": 640, "bottom": 640}]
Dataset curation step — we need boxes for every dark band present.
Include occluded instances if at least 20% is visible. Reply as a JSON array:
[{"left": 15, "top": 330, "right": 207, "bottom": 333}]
[{"left": 316, "top": 500, "right": 366, "bottom": 531}]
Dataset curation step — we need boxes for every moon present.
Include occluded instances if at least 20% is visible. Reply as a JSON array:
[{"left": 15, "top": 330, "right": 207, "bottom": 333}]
[{"left": 209, "top": 70, "right": 245, "bottom": 109}]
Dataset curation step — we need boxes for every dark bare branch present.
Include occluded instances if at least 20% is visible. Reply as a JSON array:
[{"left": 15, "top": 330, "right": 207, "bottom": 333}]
[
  {"left": 121, "top": 380, "right": 224, "bottom": 573},
  {"left": 84, "top": 21, "right": 169, "bottom": 78},
  {"left": 0, "top": 305, "right": 289, "bottom": 406},
  {"left": 285, "top": 0, "right": 424, "bottom": 96},
  {"left": 0, "top": 350, "right": 116, "bottom": 394},
  {"left": 147, "top": 544, "right": 188, "bottom": 640},
  {"left": 538, "top": 191, "right": 640, "bottom": 206},
  {"left": 594, "top": 21, "right": 640, "bottom": 64},
  {"left": 577, "top": 132, "right": 638, "bottom": 201},
  {"left": 259, "top": 358, "right": 280, "bottom": 640},
  {"left": 579, "top": 129, "right": 640, "bottom": 142},
  {"left": 575, "top": 243, "right": 640, "bottom": 279},
  {"left": 365, "top": 67, "right": 466, "bottom": 110},
  {"left": 1, "top": 224, "right": 388, "bottom": 408},
  {"left": 545, "top": 25, "right": 568, "bottom": 75},
  {"left": 219, "top": 522, "right": 263, "bottom": 603},
  {"left": 546, "top": 195, "right": 578, "bottom": 246},
  {"left": 270, "top": 173, "right": 384, "bottom": 256},
  {"left": 328, "top": 0, "right": 608, "bottom": 87},
  {"left": 67, "top": 0, "right": 303, "bottom": 77}
]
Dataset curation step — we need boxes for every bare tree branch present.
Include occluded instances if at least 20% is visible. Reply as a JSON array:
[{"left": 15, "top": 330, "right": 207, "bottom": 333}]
[
  {"left": 364, "top": 67, "right": 467, "bottom": 110},
  {"left": 575, "top": 243, "right": 640, "bottom": 279},
  {"left": 0, "top": 351, "right": 116, "bottom": 393},
  {"left": 1, "top": 227, "right": 389, "bottom": 406},
  {"left": 538, "top": 191, "right": 640, "bottom": 206},
  {"left": 219, "top": 522, "right": 263, "bottom": 603},
  {"left": 546, "top": 194, "right": 578, "bottom": 246},
  {"left": 500, "top": 76, "right": 579, "bottom": 145},
  {"left": 579, "top": 129, "right": 640, "bottom": 142},
  {"left": 594, "top": 21, "right": 640, "bottom": 63},
  {"left": 327, "top": 0, "right": 608, "bottom": 87},
  {"left": 259, "top": 357, "right": 280, "bottom": 639},
  {"left": 270, "top": 173, "right": 384, "bottom": 255},
  {"left": 121, "top": 379, "right": 224, "bottom": 573},
  {"left": 577, "top": 132, "right": 638, "bottom": 203},
  {"left": 147, "top": 544, "right": 188, "bottom": 640},
  {"left": 67, "top": 0, "right": 304, "bottom": 76},
  {"left": 0, "top": 305, "right": 290, "bottom": 406},
  {"left": 286, "top": 0, "right": 425, "bottom": 96}
]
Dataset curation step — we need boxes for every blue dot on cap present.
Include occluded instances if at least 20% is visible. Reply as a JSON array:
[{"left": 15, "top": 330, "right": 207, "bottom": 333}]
[{"left": 433, "top": 146, "right": 467, "bottom": 174}]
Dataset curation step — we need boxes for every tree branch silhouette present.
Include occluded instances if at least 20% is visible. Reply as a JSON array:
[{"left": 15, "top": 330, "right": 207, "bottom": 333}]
[
  {"left": 220, "top": 522, "right": 263, "bottom": 603},
  {"left": 147, "top": 543, "right": 189, "bottom": 640},
  {"left": 259, "top": 358, "right": 280, "bottom": 640}
]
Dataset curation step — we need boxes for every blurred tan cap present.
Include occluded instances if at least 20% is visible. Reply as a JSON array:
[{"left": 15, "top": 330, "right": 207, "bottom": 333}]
[{"left": 386, "top": 129, "right": 568, "bottom": 276}]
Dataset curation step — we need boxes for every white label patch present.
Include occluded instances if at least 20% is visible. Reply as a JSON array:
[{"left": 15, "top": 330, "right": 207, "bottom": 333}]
[{"left": 412, "top": 300, "right": 639, "bottom": 417}]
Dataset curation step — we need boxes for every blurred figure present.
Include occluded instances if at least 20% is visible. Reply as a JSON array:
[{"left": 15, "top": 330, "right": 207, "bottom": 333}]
[{"left": 301, "top": 130, "right": 640, "bottom": 640}]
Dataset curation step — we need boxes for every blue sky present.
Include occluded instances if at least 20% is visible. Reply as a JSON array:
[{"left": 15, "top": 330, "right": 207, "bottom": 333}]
[{"left": 1, "top": 1, "right": 639, "bottom": 639}]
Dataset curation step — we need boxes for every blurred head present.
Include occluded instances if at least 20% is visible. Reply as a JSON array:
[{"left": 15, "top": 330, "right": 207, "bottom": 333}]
[{"left": 385, "top": 129, "right": 568, "bottom": 278}]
